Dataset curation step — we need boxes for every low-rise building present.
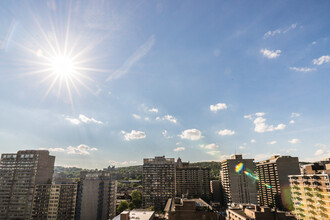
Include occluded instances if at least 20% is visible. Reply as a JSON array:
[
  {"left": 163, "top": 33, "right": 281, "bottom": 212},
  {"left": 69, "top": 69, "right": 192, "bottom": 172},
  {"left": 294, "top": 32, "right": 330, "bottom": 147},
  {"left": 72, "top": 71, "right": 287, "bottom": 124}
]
[
  {"left": 164, "top": 198, "right": 218, "bottom": 220},
  {"left": 226, "top": 204, "right": 296, "bottom": 220},
  {"left": 113, "top": 209, "right": 155, "bottom": 220}
]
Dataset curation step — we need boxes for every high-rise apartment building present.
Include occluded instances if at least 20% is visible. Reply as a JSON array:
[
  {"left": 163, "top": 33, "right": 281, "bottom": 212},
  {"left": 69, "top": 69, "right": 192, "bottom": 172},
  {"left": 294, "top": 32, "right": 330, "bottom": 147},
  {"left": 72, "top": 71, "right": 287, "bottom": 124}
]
[
  {"left": 142, "top": 156, "right": 175, "bottom": 211},
  {"left": 175, "top": 158, "right": 211, "bottom": 202},
  {"left": 31, "top": 183, "right": 77, "bottom": 219},
  {"left": 78, "top": 171, "right": 117, "bottom": 220},
  {"left": 0, "top": 150, "right": 55, "bottom": 219},
  {"left": 220, "top": 155, "right": 258, "bottom": 206},
  {"left": 210, "top": 180, "right": 222, "bottom": 203},
  {"left": 256, "top": 155, "right": 300, "bottom": 211},
  {"left": 289, "top": 163, "right": 330, "bottom": 219}
]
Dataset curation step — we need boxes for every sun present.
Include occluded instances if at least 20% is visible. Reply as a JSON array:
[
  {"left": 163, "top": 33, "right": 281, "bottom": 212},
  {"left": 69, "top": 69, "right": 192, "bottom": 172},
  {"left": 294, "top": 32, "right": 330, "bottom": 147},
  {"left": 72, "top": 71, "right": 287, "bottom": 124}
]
[{"left": 51, "top": 55, "right": 74, "bottom": 78}]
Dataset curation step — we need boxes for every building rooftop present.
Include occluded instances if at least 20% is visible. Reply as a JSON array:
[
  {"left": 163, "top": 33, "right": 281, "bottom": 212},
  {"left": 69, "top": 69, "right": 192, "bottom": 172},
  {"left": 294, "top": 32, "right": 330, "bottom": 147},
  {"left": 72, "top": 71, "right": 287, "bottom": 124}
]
[{"left": 113, "top": 209, "right": 155, "bottom": 220}]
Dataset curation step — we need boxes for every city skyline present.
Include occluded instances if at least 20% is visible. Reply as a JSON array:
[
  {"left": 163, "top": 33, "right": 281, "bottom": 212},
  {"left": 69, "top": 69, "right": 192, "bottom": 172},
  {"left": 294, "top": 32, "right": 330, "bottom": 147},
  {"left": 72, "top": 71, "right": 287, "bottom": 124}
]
[{"left": 1, "top": 0, "right": 330, "bottom": 169}]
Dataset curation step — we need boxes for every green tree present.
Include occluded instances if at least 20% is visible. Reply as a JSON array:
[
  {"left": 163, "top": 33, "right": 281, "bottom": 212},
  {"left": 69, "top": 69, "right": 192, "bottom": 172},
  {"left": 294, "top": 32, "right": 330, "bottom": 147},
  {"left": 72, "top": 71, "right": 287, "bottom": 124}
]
[
  {"left": 128, "top": 202, "right": 135, "bottom": 210},
  {"left": 117, "top": 201, "right": 129, "bottom": 214},
  {"left": 131, "top": 190, "right": 142, "bottom": 208}
]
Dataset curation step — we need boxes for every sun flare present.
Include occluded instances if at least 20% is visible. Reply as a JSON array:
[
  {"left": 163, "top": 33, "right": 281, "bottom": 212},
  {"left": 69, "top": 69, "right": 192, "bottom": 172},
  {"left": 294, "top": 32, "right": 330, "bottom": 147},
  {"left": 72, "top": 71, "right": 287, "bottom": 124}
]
[{"left": 51, "top": 55, "right": 74, "bottom": 78}]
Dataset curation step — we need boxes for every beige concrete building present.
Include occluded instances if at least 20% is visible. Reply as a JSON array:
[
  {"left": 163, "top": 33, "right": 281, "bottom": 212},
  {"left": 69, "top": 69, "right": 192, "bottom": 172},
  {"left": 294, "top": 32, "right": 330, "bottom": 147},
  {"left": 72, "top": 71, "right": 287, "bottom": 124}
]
[
  {"left": 289, "top": 163, "right": 330, "bottom": 219},
  {"left": 175, "top": 158, "right": 211, "bottom": 202},
  {"left": 220, "top": 155, "right": 258, "bottom": 206},
  {"left": 142, "top": 156, "right": 175, "bottom": 211},
  {"left": 164, "top": 198, "right": 218, "bottom": 220},
  {"left": 31, "top": 183, "right": 77, "bottom": 219},
  {"left": 226, "top": 204, "right": 296, "bottom": 220},
  {"left": 113, "top": 209, "right": 155, "bottom": 220},
  {"left": 79, "top": 171, "right": 117, "bottom": 220},
  {"left": 0, "top": 150, "right": 55, "bottom": 219},
  {"left": 256, "top": 155, "right": 300, "bottom": 211}
]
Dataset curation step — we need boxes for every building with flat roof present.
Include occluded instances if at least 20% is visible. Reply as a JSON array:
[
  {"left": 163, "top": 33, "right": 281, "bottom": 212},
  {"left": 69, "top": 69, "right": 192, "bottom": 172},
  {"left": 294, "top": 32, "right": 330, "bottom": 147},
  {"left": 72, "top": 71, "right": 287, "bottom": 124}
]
[
  {"left": 0, "top": 150, "right": 55, "bottom": 219},
  {"left": 226, "top": 204, "right": 296, "bottom": 220},
  {"left": 164, "top": 197, "right": 218, "bottom": 220},
  {"left": 256, "top": 155, "right": 300, "bottom": 211},
  {"left": 142, "top": 156, "right": 175, "bottom": 211},
  {"left": 78, "top": 171, "right": 117, "bottom": 220},
  {"left": 175, "top": 158, "right": 211, "bottom": 202},
  {"left": 220, "top": 155, "right": 258, "bottom": 207},
  {"left": 289, "top": 163, "right": 330, "bottom": 219},
  {"left": 31, "top": 183, "right": 77, "bottom": 219},
  {"left": 113, "top": 209, "right": 155, "bottom": 220}
]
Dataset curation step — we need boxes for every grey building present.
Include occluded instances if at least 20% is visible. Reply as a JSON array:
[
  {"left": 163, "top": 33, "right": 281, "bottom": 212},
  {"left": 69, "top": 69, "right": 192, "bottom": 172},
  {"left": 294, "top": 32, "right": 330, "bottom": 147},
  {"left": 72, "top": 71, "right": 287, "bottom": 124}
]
[
  {"left": 210, "top": 180, "right": 221, "bottom": 203},
  {"left": 220, "top": 155, "right": 258, "bottom": 206},
  {"left": 142, "top": 156, "right": 175, "bottom": 211},
  {"left": 0, "top": 150, "right": 55, "bottom": 219},
  {"left": 256, "top": 155, "right": 300, "bottom": 211},
  {"left": 79, "top": 171, "right": 117, "bottom": 220},
  {"left": 175, "top": 158, "right": 211, "bottom": 202}
]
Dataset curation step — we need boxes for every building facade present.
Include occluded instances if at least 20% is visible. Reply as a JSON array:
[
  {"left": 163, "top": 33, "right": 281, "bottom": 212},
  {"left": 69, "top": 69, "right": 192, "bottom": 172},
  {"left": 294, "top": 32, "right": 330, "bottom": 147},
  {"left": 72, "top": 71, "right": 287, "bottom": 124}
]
[
  {"left": 31, "top": 183, "right": 77, "bottom": 219},
  {"left": 289, "top": 163, "right": 330, "bottom": 219},
  {"left": 142, "top": 156, "right": 175, "bottom": 211},
  {"left": 175, "top": 158, "right": 211, "bottom": 202},
  {"left": 256, "top": 155, "right": 300, "bottom": 211},
  {"left": 220, "top": 155, "right": 258, "bottom": 206},
  {"left": 79, "top": 171, "right": 117, "bottom": 220},
  {"left": 0, "top": 150, "right": 55, "bottom": 219}
]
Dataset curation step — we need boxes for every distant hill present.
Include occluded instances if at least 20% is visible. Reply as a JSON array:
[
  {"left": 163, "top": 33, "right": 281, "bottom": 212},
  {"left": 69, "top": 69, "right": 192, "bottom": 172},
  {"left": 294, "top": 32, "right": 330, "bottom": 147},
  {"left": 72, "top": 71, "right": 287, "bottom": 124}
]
[{"left": 54, "top": 161, "right": 221, "bottom": 180}]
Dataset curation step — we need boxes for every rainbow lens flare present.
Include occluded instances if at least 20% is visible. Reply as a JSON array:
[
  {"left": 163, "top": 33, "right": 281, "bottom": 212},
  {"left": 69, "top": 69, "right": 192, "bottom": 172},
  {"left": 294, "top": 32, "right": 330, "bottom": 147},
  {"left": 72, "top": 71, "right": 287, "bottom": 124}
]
[{"left": 235, "top": 163, "right": 244, "bottom": 173}]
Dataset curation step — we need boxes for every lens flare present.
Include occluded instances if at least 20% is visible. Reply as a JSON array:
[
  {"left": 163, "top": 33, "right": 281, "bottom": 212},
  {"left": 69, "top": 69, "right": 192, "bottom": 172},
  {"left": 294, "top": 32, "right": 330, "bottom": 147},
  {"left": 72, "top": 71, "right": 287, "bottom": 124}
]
[
  {"left": 235, "top": 162, "right": 244, "bottom": 173},
  {"left": 235, "top": 162, "right": 272, "bottom": 189}
]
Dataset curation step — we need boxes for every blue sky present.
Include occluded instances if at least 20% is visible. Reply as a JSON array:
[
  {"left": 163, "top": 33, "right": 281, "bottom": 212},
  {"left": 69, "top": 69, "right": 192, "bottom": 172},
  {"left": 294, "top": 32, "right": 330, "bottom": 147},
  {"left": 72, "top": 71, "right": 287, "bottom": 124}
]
[{"left": 0, "top": 0, "right": 330, "bottom": 168}]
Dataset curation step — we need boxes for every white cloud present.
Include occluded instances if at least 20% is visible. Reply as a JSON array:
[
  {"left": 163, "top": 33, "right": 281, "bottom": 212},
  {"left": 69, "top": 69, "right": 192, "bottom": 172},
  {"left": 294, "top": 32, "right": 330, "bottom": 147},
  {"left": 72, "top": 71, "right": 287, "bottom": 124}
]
[
  {"left": 156, "top": 115, "right": 177, "bottom": 124},
  {"left": 291, "top": 112, "right": 301, "bottom": 118},
  {"left": 79, "top": 114, "right": 103, "bottom": 124},
  {"left": 250, "top": 139, "right": 256, "bottom": 143},
  {"left": 106, "top": 35, "right": 155, "bottom": 81},
  {"left": 267, "top": 141, "right": 277, "bottom": 145},
  {"left": 45, "top": 144, "right": 98, "bottom": 155},
  {"left": 312, "top": 41, "right": 317, "bottom": 45},
  {"left": 210, "top": 103, "right": 227, "bottom": 112},
  {"left": 144, "top": 117, "right": 150, "bottom": 121},
  {"left": 244, "top": 114, "right": 253, "bottom": 120},
  {"left": 174, "top": 147, "right": 185, "bottom": 152},
  {"left": 264, "top": 23, "right": 298, "bottom": 38},
  {"left": 290, "top": 120, "right": 295, "bottom": 124},
  {"left": 121, "top": 130, "right": 146, "bottom": 141},
  {"left": 290, "top": 67, "right": 316, "bottom": 72},
  {"left": 132, "top": 114, "right": 141, "bottom": 119},
  {"left": 162, "top": 130, "right": 173, "bottom": 139},
  {"left": 315, "top": 149, "right": 324, "bottom": 156},
  {"left": 282, "top": 148, "right": 297, "bottom": 154},
  {"left": 288, "top": 139, "right": 301, "bottom": 144},
  {"left": 65, "top": 117, "right": 81, "bottom": 125},
  {"left": 260, "top": 49, "right": 281, "bottom": 59},
  {"left": 109, "top": 160, "right": 138, "bottom": 167},
  {"left": 239, "top": 146, "right": 246, "bottom": 150},
  {"left": 200, "top": 143, "right": 219, "bottom": 150},
  {"left": 206, "top": 151, "right": 220, "bottom": 156},
  {"left": 255, "top": 154, "right": 273, "bottom": 161},
  {"left": 313, "top": 55, "right": 330, "bottom": 65},
  {"left": 179, "top": 129, "right": 203, "bottom": 140},
  {"left": 148, "top": 108, "right": 159, "bottom": 113},
  {"left": 255, "top": 112, "right": 265, "bottom": 117},
  {"left": 253, "top": 116, "right": 286, "bottom": 133},
  {"left": 218, "top": 129, "right": 235, "bottom": 136}
]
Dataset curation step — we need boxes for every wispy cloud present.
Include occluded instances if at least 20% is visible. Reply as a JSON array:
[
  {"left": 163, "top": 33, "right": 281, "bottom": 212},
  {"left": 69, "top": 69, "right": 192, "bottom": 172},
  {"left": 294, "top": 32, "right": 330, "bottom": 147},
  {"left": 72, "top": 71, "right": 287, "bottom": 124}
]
[
  {"left": 288, "top": 138, "right": 301, "bottom": 144},
  {"left": 260, "top": 49, "right": 281, "bottom": 59},
  {"left": 148, "top": 108, "right": 159, "bottom": 113},
  {"left": 162, "top": 130, "right": 173, "bottom": 139},
  {"left": 267, "top": 141, "right": 277, "bottom": 145},
  {"left": 121, "top": 130, "right": 146, "bottom": 141},
  {"left": 179, "top": 129, "right": 203, "bottom": 140},
  {"left": 106, "top": 35, "right": 155, "bottom": 81},
  {"left": 250, "top": 139, "right": 256, "bottom": 143},
  {"left": 206, "top": 150, "right": 220, "bottom": 156},
  {"left": 109, "top": 160, "right": 138, "bottom": 167},
  {"left": 264, "top": 23, "right": 298, "bottom": 38},
  {"left": 65, "top": 114, "right": 103, "bottom": 125},
  {"left": 210, "top": 103, "right": 227, "bottom": 112},
  {"left": 290, "top": 67, "right": 316, "bottom": 72},
  {"left": 174, "top": 147, "right": 185, "bottom": 152},
  {"left": 217, "top": 129, "right": 235, "bottom": 136},
  {"left": 132, "top": 114, "right": 141, "bottom": 119},
  {"left": 156, "top": 115, "right": 177, "bottom": 124},
  {"left": 200, "top": 143, "right": 219, "bottom": 150},
  {"left": 291, "top": 112, "right": 301, "bottom": 118},
  {"left": 313, "top": 55, "right": 330, "bottom": 65},
  {"left": 43, "top": 144, "right": 98, "bottom": 155}
]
